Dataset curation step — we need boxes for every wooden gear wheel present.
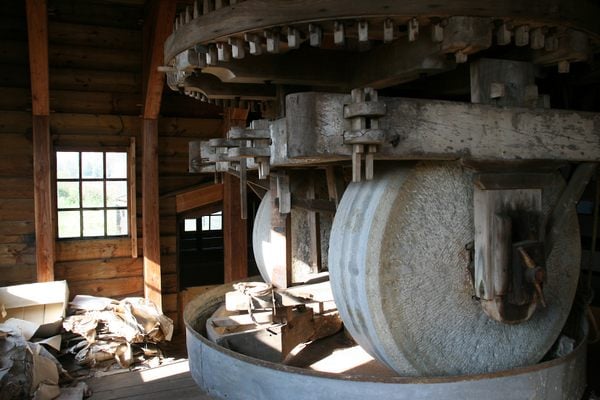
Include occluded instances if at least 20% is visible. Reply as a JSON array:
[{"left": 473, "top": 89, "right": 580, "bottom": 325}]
[{"left": 328, "top": 162, "right": 580, "bottom": 376}]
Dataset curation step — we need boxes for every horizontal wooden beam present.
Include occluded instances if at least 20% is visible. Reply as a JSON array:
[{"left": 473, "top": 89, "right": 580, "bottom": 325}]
[
  {"left": 0, "top": 110, "right": 223, "bottom": 138},
  {"left": 275, "top": 93, "right": 600, "bottom": 166},
  {"left": 176, "top": 183, "right": 224, "bottom": 213}
]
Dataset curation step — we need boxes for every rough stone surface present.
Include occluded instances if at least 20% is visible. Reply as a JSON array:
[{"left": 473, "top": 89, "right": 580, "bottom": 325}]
[{"left": 329, "top": 161, "right": 580, "bottom": 376}]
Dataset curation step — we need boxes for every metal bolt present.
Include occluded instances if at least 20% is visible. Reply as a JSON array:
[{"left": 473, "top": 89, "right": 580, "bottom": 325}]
[
  {"left": 519, "top": 248, "right": 547, "bottom": 308},
  {"left": 352, "top": 144, "right": 364, "bottom": 182}
]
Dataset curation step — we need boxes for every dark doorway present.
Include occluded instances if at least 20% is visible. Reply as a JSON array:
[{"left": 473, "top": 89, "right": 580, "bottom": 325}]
[
  {"left": 178, "top": 204, "right": 224, "bottom": 289},
  {"left": 177, "top": 191, "right": 262, "bottom": 290}
]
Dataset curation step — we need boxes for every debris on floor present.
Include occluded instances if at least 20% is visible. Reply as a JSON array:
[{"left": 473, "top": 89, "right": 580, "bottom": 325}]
[
  {"left": 1, "top": 283, "right": 173, "bottom": 399},
  {"left": 62, "top": 295, "right": 173, "bottom": 372},
  {"left": 0, "top": 324, "right": 89, "bottom": 400}
]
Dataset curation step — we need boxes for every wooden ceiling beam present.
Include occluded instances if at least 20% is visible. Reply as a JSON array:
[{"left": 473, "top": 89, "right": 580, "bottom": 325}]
[{"left": 143, "top": 0, "right": 176, "bottom": 119}]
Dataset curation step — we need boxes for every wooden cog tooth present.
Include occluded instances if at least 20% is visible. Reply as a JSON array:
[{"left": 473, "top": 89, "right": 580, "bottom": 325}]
[
  {"left": 185, "top": 6, "right": 191, "bottom": 23},
  {"left": 206, "top": 44, "right": 218, "bottom": 65},
  {"left": 217, "top": 42, "right": 232, "bottom": 61},
  {"left": 203, "top": 0, "right": 214, "bottom": 14},
  {"left": 515, "top": 25, "right": 530, "bottom": 46},
  {"left": 530, "top": 27, "right": 545, "bottom": 49},
  {"left": 244, "top": 33, "right": 263, "bottom": 55},
  {"left": 287, "top": 26, "right": 300, "bottom": 49},
  {"left": 496, "top": 22, "right": 512, "bottom": 45},
  {"left": 408, "top": 18, "right": 419, "bottom": 42},
  {"left": 228, "top": 37, "right": 246, "bottom": 59},
  {"left": 383, "top": 18, "right": 395, "bottom": 43},
  {"left": 193, "top": 0, "right": 200, "bottom": 18},
  {"left": 334, "top": 21, "right": 345, "bottom": 46},
  {"left": 358, "top": 20, "right": 369, "bottom": 43},
  {"left": 309, "top": 23, "right": 322, "bottom": 47},
  {"left": 264, "top": 30, "right": 280, "bottom": 53},
  {"left": 431, "top": 23, "right": 444, "bottom": 42}
]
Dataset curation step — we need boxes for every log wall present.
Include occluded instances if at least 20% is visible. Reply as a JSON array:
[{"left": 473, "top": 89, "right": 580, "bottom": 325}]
[{"left": 0, "top": 0, "right": 223, "bottom": 327}]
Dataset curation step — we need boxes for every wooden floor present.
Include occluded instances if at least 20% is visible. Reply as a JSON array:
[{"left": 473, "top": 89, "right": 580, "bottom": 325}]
[
  {"left": 87, "top": 360, "right": 214, "bottom": 400},
  {"left": 86, "top": 333, "right": 216, "bottom": 400}
]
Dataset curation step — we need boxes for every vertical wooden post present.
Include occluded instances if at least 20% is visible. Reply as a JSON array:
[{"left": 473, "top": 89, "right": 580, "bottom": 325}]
[
  {"left": 33, "top": 116, "right": 54, "bottom": 282},
  {"left": 269, "top": 176, "right": 292, "bottom": 289},
  {"left": 223, "top": 173, "right": 248, "bottom": 282},
  {"left": 26, "top": 0, "right": 54, "bottom": 282},
  {"left": 142, "top": 118, "right": 162, "bottom": 309},
  {"left": 141, "top": 0, "right": 176, "bottom": 309}
]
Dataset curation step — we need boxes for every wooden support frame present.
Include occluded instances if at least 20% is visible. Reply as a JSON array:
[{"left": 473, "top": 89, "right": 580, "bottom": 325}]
[
  {"left": 141, "top": 0, "right": 176, "bottom": 309},
  {"left": 26, "top": 0, "right": 54, "bottom": 282},
  {"left": 142, "top": 118, "right": 162, "bottom": 309},
  {"left": 32, "top": 116, "right": 55, "bottom": 282},
  {"left": 176, "top": 184, "right": 224, "bottom": 214},
  {"left": 144, "top": 0, "right": 176, "bottom": 120},
  {"left": 223, "top": 173, "right": 248, "bottom": 283},
  {"left": 129, "top": 137, "right": 138, "bottom": 258}
]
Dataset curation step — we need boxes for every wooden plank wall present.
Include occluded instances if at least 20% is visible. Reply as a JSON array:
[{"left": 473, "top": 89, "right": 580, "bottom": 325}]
[{"left": 0, "top": 1, "right": 223, "bottom": 327}]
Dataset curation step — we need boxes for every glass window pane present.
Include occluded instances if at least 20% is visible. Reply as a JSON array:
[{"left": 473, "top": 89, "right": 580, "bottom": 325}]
[
  {"left": 58, "top": 211, "right": 81, "bottom": 238},
  {"left": 107, "top": 209, "right": 128, "bottom": 236},
  {"left": 82, "top": 181, "right": 104, "bottom": 207},
  {"left": 211, "top": 215, "right": 222, "bottom": 230},
  {"left": 56, "top": 152, "right": 79, "bottom": 179},
  {"left": 106, "top": 152, "right": 127, "bottom": 179},
  {"left": 184, "top": 219, "right": 197, "bottom": 232},
  {"left": 201, "top": 216, "right": 210, "bottom": 231},
  {"left": 57, "top": 181, "right": 80, "bottom": 209},
  {"left": 106, "top": 180, "right": 127, "bottom": 207},
  {"left": 82, "top": 152, "right": 103, "bottom": 179},
  {"left": 83, "top": 210, "right": 104, "bottom": 237}
]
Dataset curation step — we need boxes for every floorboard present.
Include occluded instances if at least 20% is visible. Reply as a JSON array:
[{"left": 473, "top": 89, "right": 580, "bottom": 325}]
[{"left": 87, "top": 360, "right": 215, "bottom": 400}]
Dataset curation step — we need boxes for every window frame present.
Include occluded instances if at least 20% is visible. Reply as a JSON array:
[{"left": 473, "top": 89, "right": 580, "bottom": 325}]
[{"left": 53, "top": 142, "right": 137, "bottom": 256}]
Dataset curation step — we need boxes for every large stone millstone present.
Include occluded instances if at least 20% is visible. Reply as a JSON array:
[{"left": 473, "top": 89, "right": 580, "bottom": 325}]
[{"left": 328, "top": 161, "right": 580, "bottom": 376}]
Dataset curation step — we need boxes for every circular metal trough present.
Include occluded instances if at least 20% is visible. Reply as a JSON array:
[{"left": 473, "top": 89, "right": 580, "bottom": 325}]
[{"left": 184, "top": 283, "right": 588, "bottom": 400}]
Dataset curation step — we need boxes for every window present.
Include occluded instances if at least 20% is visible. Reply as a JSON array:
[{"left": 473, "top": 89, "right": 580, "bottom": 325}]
[
  {"left": 183, "top": 212, "right": 222, "bottom": 232},
  {"left": 56, "top": 150, "right": 129, "bottom": 239},
  {"left": 202, "top": 211, "right": 222, "bottom": 231}
]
